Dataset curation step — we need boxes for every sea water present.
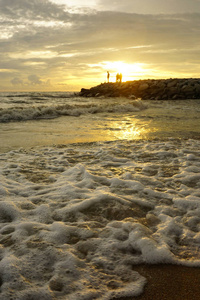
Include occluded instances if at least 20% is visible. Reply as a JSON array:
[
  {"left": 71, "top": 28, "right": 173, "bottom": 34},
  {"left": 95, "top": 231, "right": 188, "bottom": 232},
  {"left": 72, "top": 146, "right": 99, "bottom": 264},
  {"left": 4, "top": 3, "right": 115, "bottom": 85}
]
[{"left": 0, "top": 92, "right": 200, "bottom": 299}]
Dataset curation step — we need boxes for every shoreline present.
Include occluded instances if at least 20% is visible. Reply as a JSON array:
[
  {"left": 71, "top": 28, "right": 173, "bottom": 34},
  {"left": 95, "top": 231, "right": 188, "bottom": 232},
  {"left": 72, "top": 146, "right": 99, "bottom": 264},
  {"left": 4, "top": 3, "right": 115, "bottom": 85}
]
[
  {"left": 117, "top": 264, "right": 200, "bottom": 300},
  {"left": 0, "top": 134, "right": 199, "bottom": 298},
  {"left": 79, "top": 78, "right": 200, "bottom": 100}
]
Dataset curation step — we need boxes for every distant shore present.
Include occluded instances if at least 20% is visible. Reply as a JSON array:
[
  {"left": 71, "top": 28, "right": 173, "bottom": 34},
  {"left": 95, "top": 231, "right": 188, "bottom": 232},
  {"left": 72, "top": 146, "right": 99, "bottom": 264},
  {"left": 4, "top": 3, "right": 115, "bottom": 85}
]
[{"left": 79, "top": 78, "right": 200, "bottom": 100}]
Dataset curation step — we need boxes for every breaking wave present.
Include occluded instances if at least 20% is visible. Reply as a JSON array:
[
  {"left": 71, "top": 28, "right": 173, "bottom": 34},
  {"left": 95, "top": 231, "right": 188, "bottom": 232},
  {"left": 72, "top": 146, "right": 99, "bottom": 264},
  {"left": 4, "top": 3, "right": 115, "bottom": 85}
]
[{"left": 0, "top": 98, "right": 147, "bottom": 123}]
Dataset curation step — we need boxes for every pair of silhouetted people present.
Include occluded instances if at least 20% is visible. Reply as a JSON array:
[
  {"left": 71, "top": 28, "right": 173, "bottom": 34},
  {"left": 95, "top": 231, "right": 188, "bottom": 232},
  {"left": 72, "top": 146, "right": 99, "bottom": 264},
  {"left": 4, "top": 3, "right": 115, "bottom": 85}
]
[{"left": 116, "top": 73, "right": 122, "bottom": 83}]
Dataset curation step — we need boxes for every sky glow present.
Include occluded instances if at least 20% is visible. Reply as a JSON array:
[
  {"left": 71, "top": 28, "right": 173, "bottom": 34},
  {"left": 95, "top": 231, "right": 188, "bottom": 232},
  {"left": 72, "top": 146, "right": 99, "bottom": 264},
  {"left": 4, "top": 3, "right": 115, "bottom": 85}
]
[{"left": 0, "top": 0, "right": 200, "bottom": 91}]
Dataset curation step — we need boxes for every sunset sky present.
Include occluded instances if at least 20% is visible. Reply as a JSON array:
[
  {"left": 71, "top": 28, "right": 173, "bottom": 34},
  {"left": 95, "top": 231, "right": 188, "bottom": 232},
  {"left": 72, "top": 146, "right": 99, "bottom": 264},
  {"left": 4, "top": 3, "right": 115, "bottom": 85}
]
[{"left": 1, "top": 0, "right": 200, "bottom": 91}]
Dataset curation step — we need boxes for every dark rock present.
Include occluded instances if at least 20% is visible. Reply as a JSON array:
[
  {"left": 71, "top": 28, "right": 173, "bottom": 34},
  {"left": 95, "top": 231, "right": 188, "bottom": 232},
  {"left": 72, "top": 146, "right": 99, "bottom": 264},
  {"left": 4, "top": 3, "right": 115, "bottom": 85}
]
[
  {"left": 80, "top": 88, "right": 90, "bottom": 96},
  {"left": 138, "top": 83, "right": 149, "bottom": 91},
  {"left": 79, "top": 78, "right": 200, "bottom": 100},
  {"left": 167, "top": 80, "right": 177, "bottom": 88}
]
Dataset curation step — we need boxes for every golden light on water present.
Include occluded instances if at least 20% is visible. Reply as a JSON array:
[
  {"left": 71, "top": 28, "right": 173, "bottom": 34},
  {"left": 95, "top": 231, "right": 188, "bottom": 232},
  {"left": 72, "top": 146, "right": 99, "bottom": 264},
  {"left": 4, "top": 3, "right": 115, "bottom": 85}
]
[{"left": 109, "top": 119, "right": 150, "bottom": 140}]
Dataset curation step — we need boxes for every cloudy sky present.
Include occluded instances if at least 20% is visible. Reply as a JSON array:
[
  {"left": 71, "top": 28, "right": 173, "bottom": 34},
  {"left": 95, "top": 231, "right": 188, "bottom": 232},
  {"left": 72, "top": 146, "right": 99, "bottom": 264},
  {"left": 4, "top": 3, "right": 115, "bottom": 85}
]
[{"left": 1, "top": 0, "right": 200, "bottom": 91}]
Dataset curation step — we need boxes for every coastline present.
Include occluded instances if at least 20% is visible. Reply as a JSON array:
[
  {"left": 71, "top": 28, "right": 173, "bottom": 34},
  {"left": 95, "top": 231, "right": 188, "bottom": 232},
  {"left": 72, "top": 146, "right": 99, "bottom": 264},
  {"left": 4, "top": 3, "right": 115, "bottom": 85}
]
[
  {"left": 78, "top": 82, "right": 200, "bottom": 299},
  {"left": 0, "top": 93, "right": 199, "bottom": 299},
  {"left": 79, "top": 78, "right": 200, "bottom": 100}
]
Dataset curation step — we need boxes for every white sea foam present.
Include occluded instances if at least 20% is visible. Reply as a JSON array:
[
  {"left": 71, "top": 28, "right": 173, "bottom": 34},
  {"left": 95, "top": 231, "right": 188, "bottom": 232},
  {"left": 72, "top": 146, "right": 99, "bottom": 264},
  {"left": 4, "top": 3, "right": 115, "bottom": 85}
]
[{"left": 0, "top": 138, "right": 199, "bottom": 299}]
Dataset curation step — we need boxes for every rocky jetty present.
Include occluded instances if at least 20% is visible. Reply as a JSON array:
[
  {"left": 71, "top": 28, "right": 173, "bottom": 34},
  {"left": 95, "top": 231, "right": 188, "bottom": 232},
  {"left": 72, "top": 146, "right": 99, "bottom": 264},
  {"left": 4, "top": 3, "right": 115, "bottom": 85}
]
[{"left": 79, "top": 78, "right": 200, "bottom": 100}]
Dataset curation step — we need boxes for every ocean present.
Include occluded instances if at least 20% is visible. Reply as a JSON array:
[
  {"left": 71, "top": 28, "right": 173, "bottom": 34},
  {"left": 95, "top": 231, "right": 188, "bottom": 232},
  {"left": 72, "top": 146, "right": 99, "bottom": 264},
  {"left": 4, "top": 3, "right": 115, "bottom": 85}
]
[{"left": 0, "top": 92, "right": 200, "bottom": 299}]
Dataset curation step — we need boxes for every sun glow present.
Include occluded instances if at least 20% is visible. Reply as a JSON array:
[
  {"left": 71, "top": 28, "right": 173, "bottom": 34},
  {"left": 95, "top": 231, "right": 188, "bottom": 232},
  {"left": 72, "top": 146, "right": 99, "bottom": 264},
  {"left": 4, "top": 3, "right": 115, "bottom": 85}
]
[{"left": 101, "top": 61, "right": 147, "bottom": 81}]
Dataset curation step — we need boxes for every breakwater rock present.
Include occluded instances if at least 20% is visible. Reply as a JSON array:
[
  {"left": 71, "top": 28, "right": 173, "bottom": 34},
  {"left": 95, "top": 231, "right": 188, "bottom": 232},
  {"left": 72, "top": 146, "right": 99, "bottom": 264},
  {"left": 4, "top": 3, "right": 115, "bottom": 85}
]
[{"left": 79, "top": 78, "right": 200, "bottom": 100}]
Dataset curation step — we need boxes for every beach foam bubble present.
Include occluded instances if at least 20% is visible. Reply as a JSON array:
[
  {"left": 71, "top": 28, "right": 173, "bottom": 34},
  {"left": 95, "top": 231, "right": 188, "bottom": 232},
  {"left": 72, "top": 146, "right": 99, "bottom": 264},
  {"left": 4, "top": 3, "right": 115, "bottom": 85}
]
[{"left": 0, "top": 139, "right": 199, "bottom": 298}]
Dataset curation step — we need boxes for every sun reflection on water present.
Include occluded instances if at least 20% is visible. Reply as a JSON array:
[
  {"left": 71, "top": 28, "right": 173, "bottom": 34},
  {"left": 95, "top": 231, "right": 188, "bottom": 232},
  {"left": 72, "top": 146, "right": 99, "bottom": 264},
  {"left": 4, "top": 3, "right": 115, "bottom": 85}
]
[{"left": 109, "top": 119, "right": 150, "bottom": 140}]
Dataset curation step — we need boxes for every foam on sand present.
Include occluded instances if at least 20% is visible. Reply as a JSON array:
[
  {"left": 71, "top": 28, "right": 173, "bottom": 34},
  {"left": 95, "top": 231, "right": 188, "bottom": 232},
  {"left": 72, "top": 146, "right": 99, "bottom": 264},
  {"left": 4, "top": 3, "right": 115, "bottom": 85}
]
[{"left": 0, "top": 139, "right": 199, "bottom": 299}]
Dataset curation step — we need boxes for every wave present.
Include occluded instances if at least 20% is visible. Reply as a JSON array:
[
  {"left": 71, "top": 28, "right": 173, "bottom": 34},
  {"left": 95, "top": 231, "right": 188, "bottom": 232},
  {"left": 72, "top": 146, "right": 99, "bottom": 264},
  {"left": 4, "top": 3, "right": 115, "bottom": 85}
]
[
  {"left": 0, "top": 92, "right": 75, "bottom": 98},
  {"left": 0, "top": 99, "right": 147, "bottom": 123}
]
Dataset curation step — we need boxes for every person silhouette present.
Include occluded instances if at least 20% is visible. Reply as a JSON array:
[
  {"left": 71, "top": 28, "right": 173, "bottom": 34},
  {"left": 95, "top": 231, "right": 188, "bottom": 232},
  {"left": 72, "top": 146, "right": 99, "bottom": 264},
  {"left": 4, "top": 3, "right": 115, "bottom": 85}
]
[
  {"left": 107, "top": 71, "right": 110, "bottom": 83},
  {"left": 116, "top": 73, "right": 119, "bottom": 82}
]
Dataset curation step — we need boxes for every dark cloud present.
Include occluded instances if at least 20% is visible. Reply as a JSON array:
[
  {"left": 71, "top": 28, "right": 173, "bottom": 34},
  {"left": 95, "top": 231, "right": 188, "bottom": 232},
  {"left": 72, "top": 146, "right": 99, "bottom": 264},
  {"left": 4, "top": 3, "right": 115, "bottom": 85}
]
[
  {"left": 0, "top": 0, "right": 69, "bottom": 20},
  {"left": 11, "top": 77, "right": 24, "bottom": 85},
  {"left": 28, "top": 74, "right": 43, "bottom": 85}
]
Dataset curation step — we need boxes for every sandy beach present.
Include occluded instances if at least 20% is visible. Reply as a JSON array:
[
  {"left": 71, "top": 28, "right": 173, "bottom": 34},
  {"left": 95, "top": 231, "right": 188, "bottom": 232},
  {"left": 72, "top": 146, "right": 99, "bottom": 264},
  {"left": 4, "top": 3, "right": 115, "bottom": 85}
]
[
  {"left": 0, "top": 93, "right": 199, "bottom": 299},
  {"left": 118, "top": 265, "right": 200, "bottom": 300}
]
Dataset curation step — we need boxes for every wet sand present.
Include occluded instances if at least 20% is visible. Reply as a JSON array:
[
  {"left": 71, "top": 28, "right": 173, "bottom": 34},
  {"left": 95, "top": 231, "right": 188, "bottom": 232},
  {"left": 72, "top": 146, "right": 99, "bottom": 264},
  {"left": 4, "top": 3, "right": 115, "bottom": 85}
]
[{"left": 117, "top": 264, "right": 200, "bottom": 300}]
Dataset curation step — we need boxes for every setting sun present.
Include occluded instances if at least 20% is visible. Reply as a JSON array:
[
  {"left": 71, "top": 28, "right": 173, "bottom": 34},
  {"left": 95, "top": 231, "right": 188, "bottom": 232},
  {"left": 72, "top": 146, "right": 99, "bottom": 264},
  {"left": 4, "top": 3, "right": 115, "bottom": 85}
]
[{"left": 100, "top": 61, "right": 148, "bottom": 82}]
